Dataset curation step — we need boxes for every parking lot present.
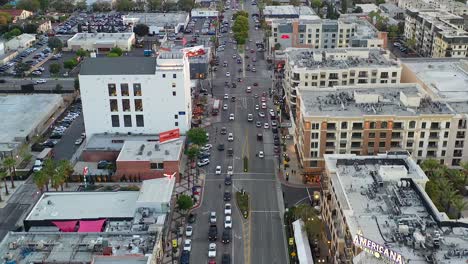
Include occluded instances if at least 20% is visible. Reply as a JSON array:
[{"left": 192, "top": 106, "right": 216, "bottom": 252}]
[
  {"left": 184, "top": 17, "right": 218, "bottom": 47},
  {"left": 54, "top": 12, "right": 131, "bottom": 35}
]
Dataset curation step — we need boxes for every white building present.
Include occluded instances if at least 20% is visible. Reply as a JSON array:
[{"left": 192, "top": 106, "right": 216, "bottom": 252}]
[
  {"left": 122, "top": 12, "right": 189, "bottom": 35},
  {"left": 67, "top": 32, "right": 135, "bottom": 52},
  {"left": 191, "top": 8, "right": 219, "bottom": 18},
  {"left": 5, "top": 34, "right": 35, "bottom": 51},
  {"left": 79, "top": 52, "right": 192, "bottom": 137}
]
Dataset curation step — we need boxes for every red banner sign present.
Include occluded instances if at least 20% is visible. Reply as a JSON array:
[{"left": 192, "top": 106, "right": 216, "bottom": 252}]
[{"left": 160, "top": 129, "right": 180, "bottom": 143}]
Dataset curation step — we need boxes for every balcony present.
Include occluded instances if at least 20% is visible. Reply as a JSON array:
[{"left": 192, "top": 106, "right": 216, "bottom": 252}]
[
  {"left": 430, "top": 125, "right": 441, "bottom": 130},
  {"left": 455, "top": 143, "right": 464, "bottom": 148},
  {"left": 427, "top": 143, "right": 438, "bottom": 149},
  {"left": 327, "top": 124, "right": 337, "bottom": 130},
  {"left": 327, "top": 133, "right": 336, "bottom": 139},
  {"left": 326, "top": 143, "right": 336, "bottom": 149},
  {"left": 429, "top": 133, "right": 439, "bottom": 139},
  {"left": 292, "top": 74, "right": 300, "bottom": 81}
]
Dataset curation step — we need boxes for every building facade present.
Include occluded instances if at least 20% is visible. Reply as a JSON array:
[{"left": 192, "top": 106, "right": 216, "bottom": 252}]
[
  {"left": 294, "top": 84, "right": 468, "bottom": 176},
  {"left": 4, "top": 33, "right": 35, "bottom": 51},
  {"left": 404, "top": 9, "right": 468, "bottom": 58},
  {"left": 321, "top": 153, "right": 468, "bottom": 264},
  {"left": 283, "top": 48, "right": 401, "bottom": 110},
  {"left": 122, "top": 12, "right": 188, "bottom": 35},
  {"left": 79, "top": 53, "right": 192, "bottom": 137},
  {"left": 0, "top": 9, "right": 33, "bottom": 23},
  {"left": 269, "top": 17, "right": 386, "bottom": 53},
  {"left": 398, "top": 0, "right": 468, "bottom": 16},
  {"left": 67, "top": 32, "right": 135, "bottom": 52}
]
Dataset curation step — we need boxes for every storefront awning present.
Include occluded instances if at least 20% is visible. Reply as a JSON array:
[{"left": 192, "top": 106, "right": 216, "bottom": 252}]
[{"left": 78, "top": 219, "right": 106, "bottom": 232}]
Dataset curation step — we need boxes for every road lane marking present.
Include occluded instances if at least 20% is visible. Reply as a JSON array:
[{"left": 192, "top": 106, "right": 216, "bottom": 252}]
[{"left": 250, "top": 210, "right": 280, "bottom": 213}]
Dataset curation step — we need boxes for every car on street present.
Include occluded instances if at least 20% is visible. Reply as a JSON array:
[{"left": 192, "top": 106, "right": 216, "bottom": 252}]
[
  {"left": 97, "top": 160, "right": 110, "bottom": 169},
  {"left": 227, "top": 133, "right": 234, "bottom": 141},
  {"left": 271, "top": 120, "right": 278, "bottom": 127},
  {"left": 180, "top": 250, "right": 190, "bottom": 264},
  {"left": 208, "top": 243, "right": 217, "bottom": 258},
  {"left": 251, "top": 67, "right": 256, "bottom": 72},
  {"left": 223, "top": 104, "right": 228, "bottom": 110},
  {"left": 216, "top": 166, "right": 222, "bottom": 174},
  {"left": 258, "top": 151, "right": 264, "bottom": 158},
  {"left": 201, "top": 144, "right": 212, "bottom": 151},
  {"left": 188, "top": 213, "right": 197, "bottom": 223},
  {"left": 183, "top": 239, "right": 192, "bottom": 251},
  {"left": 225, "top": 72, "right": 230, "bottom": 77},
  {"left": 224, "top": 94, "right": 229, "bottom": 99},
  {"left": 264, "top": 122, "right": 269, "bottom": 129},
  {"left": 224, "top": 203, "right": 232, "bottom": 215},
  {"left": 35, "top": 79, "right": 46, "bottom": 84},
  {"left": 247, "top": 114, "right": 253, "bottom": 122},
  {"left": 224, "top": 175, "right": 232, "bottom": 185},
  {"left": 224, "top": 190, "right": 231, "bottom": 201},
  {"left": 218, "top": 144, "right": 225, "bottom": 151},
  {"left": 253, "top": 82, "right": 258, "bottom": 86},
  {"left": 256, "top": 121, "right": 262, "bottom": 127},
  {"left": 221, "top": 127, "right": 227, "bottom": 134},
  {"left": 75, "top": 138, "right": 84, "bottom": 145},
  {"left": 227, "top": 165, "right": 233, "bottom": 175},
  {"left": 246, "top": 86, "right": 251, "bottom": 93},
  {"left": 185, "top": 226, "right": 193, "bottom": 237},
  {"left": 231, "top": 96, "right": 236, "bottom": 102},
  {"left": 208, "top": 224, "right": 217, "bottom": 241},
  {"left": 210, "top": 211, "right": 217, "bottom": 223},
  {"left": 262, "top": 102, "right": 267, "bottom": 109},
  {"left": 224, "top": 216, "right": 232, "bottom": 228},
  {"left": 222, "top": 229, "right": 231, "bottom": 244},
  {"left": 197, "top": 158, "right": 210, "bottom": 167},
  {"left": 255, "top": 104, "right": 259, "bottom": 110},
  {"left": 222, "top": 254, "right": 232, "bottom": 264},
  {"left": 258, "top": 112, "right": 265, "bottom": 117},
  {"left": 229, "top": 113, "right": 235, "bottom": 121},
  {"left": 261, "top": 97, "right": 267, "bottom": 102}
]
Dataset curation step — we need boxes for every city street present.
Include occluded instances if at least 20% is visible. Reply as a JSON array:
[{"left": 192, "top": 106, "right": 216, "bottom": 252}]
[
  {"left": 188, "top": 0, "right": 288, "bottom": 263},
  {"left": 0, "top": 77, "right": 75, "bottom": 92}
]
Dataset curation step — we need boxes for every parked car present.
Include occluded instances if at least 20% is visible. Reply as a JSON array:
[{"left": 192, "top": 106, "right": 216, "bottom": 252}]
[
  {"left": 188, "top": 213, "right": 197, "bottom": 223},
  {"left": 224, "top": 203, "right": 232, "bottom": 215},
  {"left": 183, "top": 239, "right": 192, "bottom": 251},
  {"left": 35, "top": 79, "right": 46, "bottom": 84},
  {"left": 208, "top": 224, "right": 217, "bottom": 241},
  {"left": 222, "top": 229, "right": 231, "bottom": 244},
  {"left": 185, "top": 226, "right": 193, "bottom": 237},
  {"left": 224, "top": 216, "right": 232, "bottom": 228},
  {"left": 224, "top": 190, "right": 231, "bottom": 201},
  {"left": 208, "top": 243, "right": 217, "bottom": 258},
  {"left": 75, "top": 138, "right": 84, "bottom": 145},
  {"left": 197, "top": 158, "right": 210, "bottom": 167},
  {"left": 209, "top": 211, "right": 217, "bottom": 224},
  {"left": 97, "top": 160, "right": 110, "bottom": 169}
]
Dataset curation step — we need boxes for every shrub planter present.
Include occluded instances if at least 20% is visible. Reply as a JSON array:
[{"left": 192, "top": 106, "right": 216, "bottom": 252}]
[{"left": 236, "top": 191, "right": 250, "bottom": 219}]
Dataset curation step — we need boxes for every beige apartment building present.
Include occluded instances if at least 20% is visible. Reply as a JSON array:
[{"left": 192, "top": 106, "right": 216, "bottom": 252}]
[
  {"left": 398, "top": 0, "right": 468, "bottom": 16},
  {"left": 268, "top": 16, "right": 386, "bottom": 54},
  {"left": 294, "top": 83, "right": 468, "bottom": 176},
  {"left": 404, "top": 9, "right": 468, "bottom": 58},
  {"left": 283, "top": 48, "right": 401, "bottom": 110},
  {"left": 321, "top": 153, "right": 468, "bottom": 264}
]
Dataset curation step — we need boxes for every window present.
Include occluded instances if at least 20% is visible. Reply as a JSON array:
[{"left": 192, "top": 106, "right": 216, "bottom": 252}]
[
  {"left": 311, "top": 132, "right": 319, "bottom": 139},
  {"left": 124, "top": 115, "right": 132, "bottom": 127},
  {"left": 409, "top": 121, "right": 416, "bottom": 129},
  {"left": 379, "top": 132, "right": 387, "bottom": 138},
  {"left": 150, "top": 162, "right": 164, "bottom": 169},
  {"left": 341, "top": 122, "right": 348, "bottom": 129},
  {"left": 421, "top": 122, "right": 426, "bottom": 129},
  {"left": 445, "top": 122, "right": 450, "bottom": 129},
  {"left": 311, "top": 151, "right": 318, "bottom": 157},
  {"left": 312, "top": 123, "right": 320, "bottom": 130},
  {"left": 122, "top": 99, "right": 130, "bottom": 112},
  {"left": 175, "top": 122, "right": 179, "bottom": 126},
  {"left": 418, "top": 150, "right": 423, "bottom": 157},
  {"left": 310, "top": 161, "right": 318, "bottom": 167},
  {"left": 133, "top": 83, "right": 142, "bottom": 96},
  {"left": 173, "top": 91, "right": 176, "bottom": 96},
  {"left": 419, "top": 141, "right": 424, "bottom": 147},
  {"left": 381, "top": 121, "right": 388, "bottom": 129},
  {"left": 408, "top": 131, "right": 414, "bottom": 138},
  {"left": 370, "top": 122, "right": 376, "bottom": 129},
  {"left": 172, "top": 83, "right": 176, "bottom": 88},
  {"left": 136, "top": 115, "right": 144, "bottom": 127},
  {"left": 368, "top": 142, "right": 374, "bottom": 147},
  {"left": 108, "top": 84, "right": 116, "bottom": 96},
  {"left": 369, "top": 132, "right": 375, "bottom": 138},
  {"left": 174, "top": 114, "right": 178, "bottom": 119},
  {"left": 380, "top": 72, "right": 389, "bottom": 78},
  {"left": 392, "top": 72, "right": 397, "bottom": 77},
  {"left": 352, "top": 132, "right": 362, "bottom": 139},
  {"left": 134, "top": 99, "right": 143, "bottom": 111},
  {"left": 379, "top": 142, "right": 386, "bottom": 147},
  {"left": 110, "top": 99, "right": 118, "bottom": 112},
  {"left": 311, "top": 142, "right": 319, "bottom": 148},
  {"left": 341, "top": 132, "right": 347, "bottom": 138},
  {"left": 162, "top": 74, "right": 166, "bottom": 78},
  {"left": 111, "top": 115, "right": 119, "bottom": 127},
  {"left": 420, "top": 132, "right": 425, "bottom": 138},
  {"left": 173, "top": 74, "right": 177, "bottom": 78},
  {"left": 121, "top": 83, "right": 129, "bottom": 96},
  {"left": 407, "top": 142, "right": 413, "bottom": 148}
]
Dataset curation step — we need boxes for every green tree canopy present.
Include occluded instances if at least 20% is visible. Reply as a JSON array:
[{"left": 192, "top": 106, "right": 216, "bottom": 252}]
[
  {"left": 115, "top": 0, "right": 134, "bottom": 11},
  {"left": 75, "top": 0, "right": 87, "bottom": 10},
  {"left": 352, "top": 6, "right": 363, "bottom": 13},
  {"left": 17, "top": 0, "right": 40, "bottom": 11},
  {"left": 48, "top": 36, "right": 63, "bottom": 50},
  {"left": 177, "top": 194, "right": 194, "bottom": 211},
  {"left": 233, "top": 10, "right": 249, "bottom": 19},
  {"left": 49, "top": 62, "right": 61, "bottom": 75},
  {"left": 178, "top": 0, "right": 194, "bottom": 12},
  {"left": 186, "top": 146, "right": 200, "bottom": 160},
  {"left": 147, "top": 0, "right": 162, "bottom": 11},
  {"left": 187, "top": 128, "right": 208, "bottom": 146},
  {"left": 92, "top": 0, "right": 111, "bottom": 12},
  {"left": 63, "top": 58, "right": 78, "bottom": 69},
  {"left": 14, "top": 62, "right": 30, "bottom": 77},
  {"left": 133, "top": 23, "right": 149, "bottom": 37},
  {"left": 110, "top": 47, "right": 123, "bottom": 56}
]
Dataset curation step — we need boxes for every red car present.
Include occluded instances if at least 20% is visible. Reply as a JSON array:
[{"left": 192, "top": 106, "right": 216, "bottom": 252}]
[
  {"left": 208, "top": 260, "right": 216, "bottom": 264},
  {"left": 250, "top": 49, "right": 255, "bottom": 53}
]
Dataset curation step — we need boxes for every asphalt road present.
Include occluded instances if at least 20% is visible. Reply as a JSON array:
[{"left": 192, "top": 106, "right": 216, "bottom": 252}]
[
  {"left": 0, "top": 77, "right": 75, "bottom": 92},
  {"left": 189, "top": 0, "right": 288, "bottom": 263},
  {"left": 52, "top": 113, "right": 85, "bottom": 161}
]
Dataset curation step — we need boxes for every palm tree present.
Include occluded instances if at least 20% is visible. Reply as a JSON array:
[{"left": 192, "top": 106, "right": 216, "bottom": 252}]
[
  {"left": 58, "top": 160, "right": 73, "bottom": 188},
  {"left": 33, "top": 170, "right": 48, "bottom": 193},
  {"left": 460, "top": 161, "right": 468, "bottom": 186},
  {"left": 2, "top": 157, "right": 16, "bottom": 188},
  {"left": 0, "top": 170, "right": 8, "bottom": 196},
  {"left": 41, "top": 158, "right": 56, "bottom": 192},
  {"left": 420, "top": 159, "right": 441, "bottom": 178},
  {"left": 452, "top": 197, "right": 468, "bottom": 219}
]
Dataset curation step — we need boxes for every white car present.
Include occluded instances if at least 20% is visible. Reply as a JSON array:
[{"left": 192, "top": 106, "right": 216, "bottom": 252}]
[
  {"left": 264, "top": 122, "right": 270, "bottom": 129},
  {"left": 197, "top": 158, "right": 210, "bottom": 167},
  {"left": 226, "top": 72, "right": 230, "bottom": 77},
  {"left": 269, "top": 109, "right": 275, "bottom": 116},
  {"left": 210, "top": 211, "right": 217, "bottom": 223},
  {"left": 225, "top": 203, "right": 232, "bottom": 215},
  {"left": 229, "top": 113, "right": 235, "bottom": 121},
  {"left": 202, "top": 144, "right": 213, "bottom": 151},
  {"left": 228, "top": 133, "right": 234, "bottom": 142},
  {"left": 258, "top": 112, "right": 265, "bottom": 118},
  {"left": 255, "top": 104, "right": 259, "bottom": 110},
  {"left": 186, "top": 225, "right": 193, "bottom": 237},
  {"left": 35, "top": 79, "right": 46, "bottom": 84},
  {"left": 224, "top": 215, "right": 232, "bottom": 228},
  {"left": 261, "top": 102, "right": 267, "bottom": 109},
  {"left": 258, "top": 151, "right": 264, "bottom": 158},
  {"left": 215, "top": 166, "right": 222, "bottom": 175},
  {"left": 224, "top": 94, "right": 229, "bottom": 99},
  {"left": 223, "top": 104, "right": 228, "bottom": 110},
  {"left": 227, "top": 165, "right": 233, "bottom": 175},
  {"left": 183, "top": 239, "right": 192, "bottom": 251},
  {"left": 247, "top": 114, "right": 253, "bottom": 122},
  {"left": 74, "top": 138, "right": 84, "bottom": 145},
  {"left": 208, "top": 243, "right": 217, "bottom": 258}
]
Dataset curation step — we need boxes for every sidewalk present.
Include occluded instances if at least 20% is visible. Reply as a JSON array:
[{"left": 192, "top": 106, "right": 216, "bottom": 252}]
[
  {"left": 277, "top": 136, "right": 320, "bottom": 188},
  {"left": 161, "top": 157, "right": 205, "bottom": 264},
  {"left": 0, "top": 180, "right": 26, "bottom": 209}
]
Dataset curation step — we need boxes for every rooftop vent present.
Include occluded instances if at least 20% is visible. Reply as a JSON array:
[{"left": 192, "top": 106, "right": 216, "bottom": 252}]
[
  {"left": 165, "top": 150, "right": 170, "bottom": 155},
  {"left": 155, "top": 144, "right": 160, "bottom": 151}
]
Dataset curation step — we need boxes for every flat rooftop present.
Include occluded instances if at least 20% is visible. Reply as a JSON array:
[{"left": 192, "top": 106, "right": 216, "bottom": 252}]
[
  {"left": 26, "top": 192, "right": 139, "bottom": 221},
  {"left": 285, "top": 48, "right": 399, "bottom": 70},
  {"left": 407, "top": 9, "right": 465, "bottom": 37},
  {"left": 117, "top": 137, "right": 185, "bottom": 162},
  {"left": 402, "top": 59, "right": 468, "bottom": 101},
  {"left": 0, "top": 232, "right": 155, "bottom": 264},
  {"left": 264, "top": 5, "right": 318, "bottom": 19},
  {"left": 80, "top": 57, "right": 156, "bottom": 75},
  {"left": 298, "top": 84, "right": 455, "bottom": 117},
  {"left": 68, "top": 32, "right": 135, "bottom": 42},
  {"left": 0, "top": 94, "right": 63, "bottom": 151},
  {"left": 325, "top": 153, "right": 468, "bottom": 264},
  {"left": 123, "top": 12, "right": 187, "bottom": 27}
]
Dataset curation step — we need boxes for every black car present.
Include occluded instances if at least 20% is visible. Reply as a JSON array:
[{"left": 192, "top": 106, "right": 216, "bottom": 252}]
[
  {"left": 42, "top": 140, "right": 57, "bottom": 148},
  {"left": 224, "top": 190, "right": 231, "bottom": 201},
  {"left": 221, "top": 127, "right": 227, "bottom": 135},
  {"left": 218, "top": 144, "right": 225, "bottom": 151},
  {"left": 180, "top": 250, "right": 190, "bottom": 264},
  {"left": 227, "top": 148, "right": 234, "bottom": 156},
  {"left": 49, "top": 133, "right": 63, "bottom": 139},
  {"left": 208, "top": 224, "right": 218, "bottom": 241},
  {"left": 188, "top": 213, "right": 197, "bottom": 224},
  {"left": 224, "top": 175, "right": 232, "bottom": 185},
  {"left": 274, "top": 139, "right": 280, "bottom": 146},
  {"left": 222, "top": 253, "right": 231, "bottom": 264},
  {"left": 97, "top": 160, "right": 110, "bottom": 169},
  {"left": 222, "top": 229, "right": 231, "bottom": 244}
]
